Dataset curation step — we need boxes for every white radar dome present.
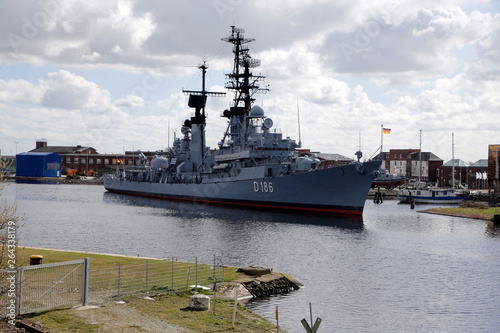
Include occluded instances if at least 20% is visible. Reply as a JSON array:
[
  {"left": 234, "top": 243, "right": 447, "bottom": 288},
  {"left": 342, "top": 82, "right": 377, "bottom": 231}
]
[{"left": 249, "top": 105, "right": 265, "bottom": 117}]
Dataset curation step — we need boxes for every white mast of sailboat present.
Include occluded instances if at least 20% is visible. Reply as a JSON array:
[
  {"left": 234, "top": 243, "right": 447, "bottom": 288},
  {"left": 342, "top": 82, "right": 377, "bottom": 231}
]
[
  {"left": 419, "top": 129, "right": 422, "bottom": 183},
  {"left": 452, "top": 132, "right": 455, "bottom": 188}
]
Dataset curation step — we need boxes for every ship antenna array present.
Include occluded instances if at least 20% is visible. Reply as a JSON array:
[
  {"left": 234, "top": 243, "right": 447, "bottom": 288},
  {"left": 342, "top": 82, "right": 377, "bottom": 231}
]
[
  {"left": 221, "top": 26, "right": 268, "bottom": 113},
  {"left": 182, "top": 61, "right": 226, "bottom": 118}
]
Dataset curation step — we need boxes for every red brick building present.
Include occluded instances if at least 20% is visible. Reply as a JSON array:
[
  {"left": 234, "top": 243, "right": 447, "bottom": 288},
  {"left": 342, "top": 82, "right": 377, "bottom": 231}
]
[
  {"left": 30, "top": 140, "right": 159, "bottom": 176},
  {"left": 376, "top": 149, "right": 443, "bottom": 183},
  {"left": 437, "top": 159, "right": 493, "bottom": 189}
]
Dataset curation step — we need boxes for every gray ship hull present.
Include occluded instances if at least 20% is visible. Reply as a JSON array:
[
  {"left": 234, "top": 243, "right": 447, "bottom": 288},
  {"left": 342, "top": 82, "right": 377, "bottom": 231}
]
[{"left": 104, "top": 160, "right": 381, "bottom": 216}]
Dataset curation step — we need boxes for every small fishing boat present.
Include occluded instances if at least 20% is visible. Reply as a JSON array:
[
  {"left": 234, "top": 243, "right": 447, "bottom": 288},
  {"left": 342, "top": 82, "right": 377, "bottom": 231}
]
[{"left": 397, "top": 182, "right": 467, "bottom": 204}]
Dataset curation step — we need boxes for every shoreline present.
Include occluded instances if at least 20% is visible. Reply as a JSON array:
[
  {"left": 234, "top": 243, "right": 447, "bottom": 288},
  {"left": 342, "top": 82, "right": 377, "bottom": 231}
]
[
  {"left": 419, "top": 207, "right": 500, "bottom": 221},
  {"left": 9, "top": 246, "right": 293, "bottom": 332},
  {"left": 8, "top": 175, "right": 103, "bottom": 185}
]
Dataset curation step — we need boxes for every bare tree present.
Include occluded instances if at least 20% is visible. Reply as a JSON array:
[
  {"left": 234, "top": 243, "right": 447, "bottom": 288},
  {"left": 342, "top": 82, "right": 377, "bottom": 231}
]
[{"left": 0, "top": 158, "right": 23, "bottom": 297}]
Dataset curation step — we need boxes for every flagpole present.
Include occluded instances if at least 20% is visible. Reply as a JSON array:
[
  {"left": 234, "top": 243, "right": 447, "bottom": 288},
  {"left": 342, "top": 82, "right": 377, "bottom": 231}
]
[{"left": 381, "top": 124, "right": 383, "bottom": 161}]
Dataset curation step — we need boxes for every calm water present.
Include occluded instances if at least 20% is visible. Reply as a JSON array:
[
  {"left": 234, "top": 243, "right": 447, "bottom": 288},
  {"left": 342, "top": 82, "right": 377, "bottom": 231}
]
[{"left": 3, "top": 181, "right": 500, "bottom": 332}]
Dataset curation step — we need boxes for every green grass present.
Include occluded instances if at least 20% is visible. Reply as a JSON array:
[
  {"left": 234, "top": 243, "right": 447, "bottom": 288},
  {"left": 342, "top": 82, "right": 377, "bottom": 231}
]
[
  {"left": 422, "top": 206, "right": 500, "bottom": 220},
  {"left": 16, "top": 247, "right": 246, "bottom": 282},
  {"left": 129, "top": 293, "right": 285, "bottom": 332},
  {"left": 15, "top": 247, "right": 281, "bottom": 332},
  {"left": 29, "top": 310, "right": 99, "bottom": 333}
]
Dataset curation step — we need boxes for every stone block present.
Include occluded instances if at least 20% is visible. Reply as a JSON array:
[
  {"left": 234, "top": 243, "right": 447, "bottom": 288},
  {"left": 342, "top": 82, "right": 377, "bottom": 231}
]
[{"left": 189, "top": 294, "right": 210, "bottom": 311}]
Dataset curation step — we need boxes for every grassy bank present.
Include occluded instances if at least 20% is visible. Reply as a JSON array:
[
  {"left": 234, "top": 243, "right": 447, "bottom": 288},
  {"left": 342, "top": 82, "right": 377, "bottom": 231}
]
[
  {"left": 16, "top": 247, "right": 285, "bottom": 333},
  {"left": 420, "top": 205, "right": 500, "bottom": 221}
]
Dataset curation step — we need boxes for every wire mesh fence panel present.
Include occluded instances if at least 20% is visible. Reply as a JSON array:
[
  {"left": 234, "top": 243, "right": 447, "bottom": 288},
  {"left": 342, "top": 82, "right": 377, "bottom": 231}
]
[
  {"left": 16, "top": 260, "right": 87, "bottom": 315},
  {"left": 1, "top": 256, "right": 225, "bottom": 315},
  {"left": 88, "top": 257, "right": 225, "bottom": 303}
]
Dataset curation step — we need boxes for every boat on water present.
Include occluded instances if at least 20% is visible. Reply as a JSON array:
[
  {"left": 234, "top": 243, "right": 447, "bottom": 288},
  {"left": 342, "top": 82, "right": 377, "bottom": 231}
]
[
  {"left": 372, "top": 168, "right": 405, "bottom": 189},
  {"left": 397, "top": 131, "right": 467, "bottom": 205},
  {"left": 103, "top": 26, "right": 381, "bottom": 216},
  {"left": 397, "top": 182, "right": 467, "bottom": 204}
]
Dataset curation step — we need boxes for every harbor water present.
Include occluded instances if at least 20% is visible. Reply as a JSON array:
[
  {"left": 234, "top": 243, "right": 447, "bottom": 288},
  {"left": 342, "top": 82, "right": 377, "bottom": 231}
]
[{"left": 3, "top": 181, "right": 500, "bottom": 332}]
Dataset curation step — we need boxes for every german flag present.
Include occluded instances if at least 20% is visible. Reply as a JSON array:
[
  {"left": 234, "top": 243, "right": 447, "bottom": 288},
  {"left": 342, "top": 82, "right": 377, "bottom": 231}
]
[
  {"left": 117, "top": 159, "right": 124, "bottom": 164},
  {"left": 383, "top": 128, "right": 391, "bottom": 134}
]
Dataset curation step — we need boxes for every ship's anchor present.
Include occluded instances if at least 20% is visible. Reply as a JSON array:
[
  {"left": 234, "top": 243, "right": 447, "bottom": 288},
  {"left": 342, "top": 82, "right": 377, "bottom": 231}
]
[{"left": 356, "top": 162, "right": 365, "bottom": 174}]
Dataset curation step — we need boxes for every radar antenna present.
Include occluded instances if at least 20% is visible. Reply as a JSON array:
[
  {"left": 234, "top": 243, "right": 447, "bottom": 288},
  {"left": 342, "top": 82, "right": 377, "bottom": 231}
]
[
  {"left": 183, "top": 61, "right": 226, "bottom": 124},
  {"left": 221, "top": 26, "right": 268, "bottom": 117}
]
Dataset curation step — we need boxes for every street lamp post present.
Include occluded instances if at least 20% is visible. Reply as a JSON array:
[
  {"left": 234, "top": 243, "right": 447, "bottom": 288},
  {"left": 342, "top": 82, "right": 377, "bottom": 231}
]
[{"left": 86, "top": 143, "right": 90, "bottom": 177}]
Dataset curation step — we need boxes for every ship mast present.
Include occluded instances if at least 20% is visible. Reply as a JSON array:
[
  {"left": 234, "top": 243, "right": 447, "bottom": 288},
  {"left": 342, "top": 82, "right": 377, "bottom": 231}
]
[
  {"left": 221, "top": 26, "right": 268, "bottom": 146},
  {"left": 182, "top": 62, "right": 225, "bottom": 168}
]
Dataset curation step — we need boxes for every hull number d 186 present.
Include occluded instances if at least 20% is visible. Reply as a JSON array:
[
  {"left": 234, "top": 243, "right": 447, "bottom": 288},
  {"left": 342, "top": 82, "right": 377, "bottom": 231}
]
[{"left": 253, "top": 181, "right": 274, "bottom": 193}]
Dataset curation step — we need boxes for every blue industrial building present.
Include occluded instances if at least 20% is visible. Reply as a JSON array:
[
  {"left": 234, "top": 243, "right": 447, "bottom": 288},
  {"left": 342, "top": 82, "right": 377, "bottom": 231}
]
[{"left": 16, "top": 152, "right": 61, "bottom": 177}]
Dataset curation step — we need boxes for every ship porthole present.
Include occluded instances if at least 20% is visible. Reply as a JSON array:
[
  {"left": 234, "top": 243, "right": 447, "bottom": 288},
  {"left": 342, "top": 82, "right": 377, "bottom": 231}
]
[{"left": 339, "top": 168, "right": 344, "bottom": 176}]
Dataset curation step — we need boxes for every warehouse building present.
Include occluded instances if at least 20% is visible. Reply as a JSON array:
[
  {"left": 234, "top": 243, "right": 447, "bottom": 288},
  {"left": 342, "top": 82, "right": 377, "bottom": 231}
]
[{"left": 16, "top": 152, "right": 61, "bottom": 177}]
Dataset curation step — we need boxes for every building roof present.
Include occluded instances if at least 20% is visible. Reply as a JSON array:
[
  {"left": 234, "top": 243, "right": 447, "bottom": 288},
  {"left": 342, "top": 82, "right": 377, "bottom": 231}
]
[
  {"left": 469, "top": 159, "right": 488, "bottom": 167},
  {"left": 316, "top": 153, "right": 354, "bottom": 162},
  {"left": 30, "top": 146, "right": 94, "bottom": 154},
  {"left": 410, "top": 152, "right": 443, "bottom": 161},
  {"left": 17, "top": 152, "right": 59, "bottom": 157},
  {"left": 442, "top": 159, "right": 469, "bottom": 167}
]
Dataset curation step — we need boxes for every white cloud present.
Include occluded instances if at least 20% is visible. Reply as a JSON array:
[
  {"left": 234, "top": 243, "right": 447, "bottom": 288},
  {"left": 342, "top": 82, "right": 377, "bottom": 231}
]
[
  {"left": 0, "top": 78, "right": 43, "bottom": 103},
  {"left": 40, "top": 70, "right": 114, "bottom": 111},
  {"left": 115, "top": 94, "right": 145, "bottom": 108},
  {"left": 0, "top": 0, "right": 499, "bottom": 163}
]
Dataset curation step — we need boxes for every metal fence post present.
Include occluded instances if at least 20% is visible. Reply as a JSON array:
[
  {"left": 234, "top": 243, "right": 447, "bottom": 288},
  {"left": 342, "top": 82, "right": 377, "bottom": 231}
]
[
  {"left": 213, "top": 254, "right": 216, "bottom": 291},
  {"left": 195, "top": 257, "right": 198, "bottom": 293},
  {"left": 145, "top": 260, "right": 149, "bottom": 297},
  {"left": 171, "top": 257, "right": 174, "bottom": 292},
  {"left": 16, "top": 266, "right": 23, "bottom": 315},
  {"left": 82, "top": 258, "right": 90, "bottom": 306},
  {"left": 117, "top": 263, "right": 121, "bottom": 300}
]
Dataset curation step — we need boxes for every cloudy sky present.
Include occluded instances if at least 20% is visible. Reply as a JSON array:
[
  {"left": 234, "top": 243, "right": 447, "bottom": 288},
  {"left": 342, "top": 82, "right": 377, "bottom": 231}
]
[{"left": 0, "top": 0, "right": 499, "bottom": 163}]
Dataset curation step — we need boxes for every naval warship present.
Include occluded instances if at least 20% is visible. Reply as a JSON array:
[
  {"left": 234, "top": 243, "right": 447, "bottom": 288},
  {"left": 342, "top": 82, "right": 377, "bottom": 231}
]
[{"left": 104, "top": 26, "right": 381, "bottom": 216}]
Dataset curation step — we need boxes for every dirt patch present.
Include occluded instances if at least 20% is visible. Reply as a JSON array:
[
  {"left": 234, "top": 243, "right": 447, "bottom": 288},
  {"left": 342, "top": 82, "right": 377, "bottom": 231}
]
[
  {"left": 70, "top": 302, "right": 194, "bottom": 333},
  {"left": 0, "top": 320, "right": 22, "bottom": 332}
]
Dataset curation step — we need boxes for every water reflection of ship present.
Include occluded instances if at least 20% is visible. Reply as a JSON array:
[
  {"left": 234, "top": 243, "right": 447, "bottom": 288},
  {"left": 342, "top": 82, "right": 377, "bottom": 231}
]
[{"left": 102, "top": 191, "right": 364, "bottom": 229}]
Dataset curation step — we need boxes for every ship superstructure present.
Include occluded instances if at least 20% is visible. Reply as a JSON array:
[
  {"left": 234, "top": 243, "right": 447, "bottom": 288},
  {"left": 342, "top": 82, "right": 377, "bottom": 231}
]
[{"left": 104, "top": 26, "right": 381, "bottom": 216}]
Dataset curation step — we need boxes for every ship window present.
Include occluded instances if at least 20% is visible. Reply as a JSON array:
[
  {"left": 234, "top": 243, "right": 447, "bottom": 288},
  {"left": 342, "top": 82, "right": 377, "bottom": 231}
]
[
  {"left": 66, "top": 157, "right": 71, "bottom": 163},
  {"left": 74, "top": 158, "right": 79, "bottom": 164}
]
